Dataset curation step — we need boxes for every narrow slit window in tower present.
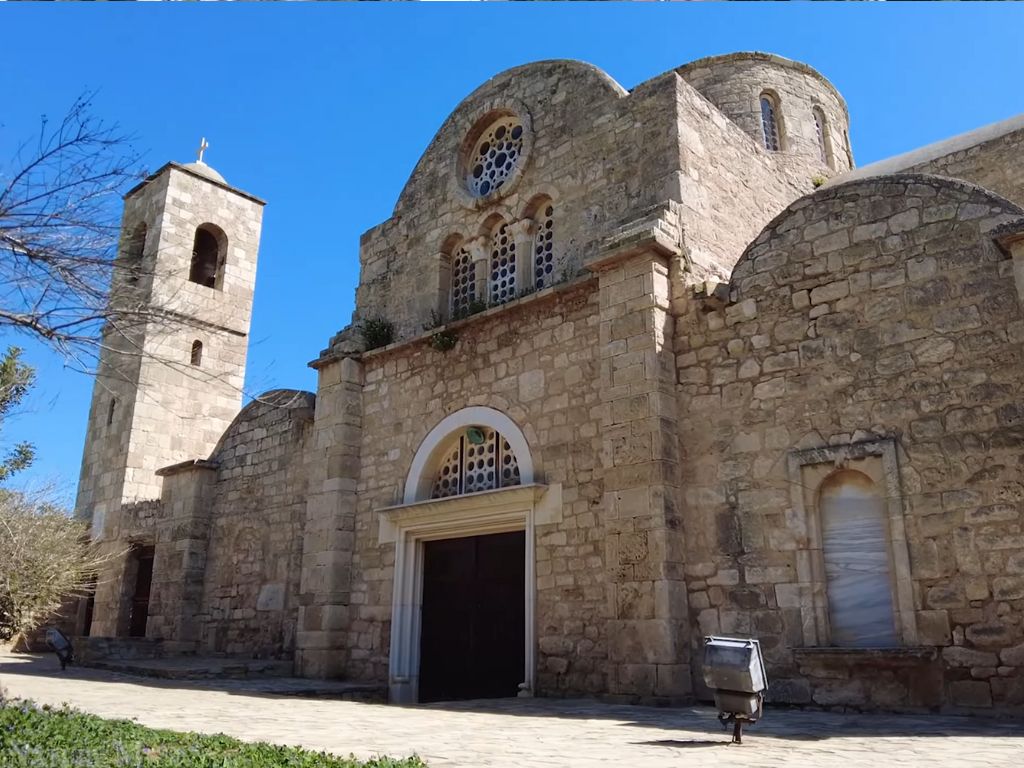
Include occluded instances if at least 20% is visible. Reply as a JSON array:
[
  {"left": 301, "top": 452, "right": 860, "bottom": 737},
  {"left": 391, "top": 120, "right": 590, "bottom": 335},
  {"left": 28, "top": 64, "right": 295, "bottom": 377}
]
[
  {"left": 813, "top": 107, "right": 831, "bottom": 167},
  {"left": 190, "top": 340, "right": 203, "bottom": 367},
  {"left": 107, "top": 397, "right": 116, "bottom": 426},
  {"left": 760, "top": 95, "right": 781, "bottom": 152}
]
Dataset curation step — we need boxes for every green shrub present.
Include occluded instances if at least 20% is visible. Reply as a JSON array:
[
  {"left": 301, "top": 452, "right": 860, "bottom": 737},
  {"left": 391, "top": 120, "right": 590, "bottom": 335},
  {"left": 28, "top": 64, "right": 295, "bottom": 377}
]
[
  {"left": 0, "top": 699, "right": 427, "bottom": 767},
  {"left": 429, "top": 330, "right": 458, "bottom": 352},
  {"left": 360, "top": 318, "right": 395, "bottom": 351}
]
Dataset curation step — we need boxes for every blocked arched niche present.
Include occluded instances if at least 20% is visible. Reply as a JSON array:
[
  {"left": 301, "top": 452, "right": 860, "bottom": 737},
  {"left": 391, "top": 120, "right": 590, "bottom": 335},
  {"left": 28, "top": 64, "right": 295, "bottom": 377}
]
[{"left": 404, "top": 406, "right": 534, "bottom": 504}]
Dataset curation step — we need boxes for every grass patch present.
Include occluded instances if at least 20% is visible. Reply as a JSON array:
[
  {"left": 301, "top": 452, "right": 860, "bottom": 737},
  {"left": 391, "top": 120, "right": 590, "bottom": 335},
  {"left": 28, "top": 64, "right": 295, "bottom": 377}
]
[{"left": 0, "top": 699, "right": 426, "bottom": 767}]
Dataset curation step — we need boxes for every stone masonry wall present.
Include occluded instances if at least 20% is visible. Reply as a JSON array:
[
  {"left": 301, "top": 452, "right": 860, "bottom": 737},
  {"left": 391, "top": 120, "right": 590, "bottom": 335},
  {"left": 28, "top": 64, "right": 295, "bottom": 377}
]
[
  {"left": 353, "top": 61, "right": 681, "bottom": 342},
  {"left": 909, "top": 127, "right": 1024, "bottom": 210},
  {"left": 77, "top": 166, "right": 263, "bottom": 522},
  {"left": 196, "top": 391, "right": 314, "bottom": 658},
  {"left": 347, "top": 283, "right": 606, "bottom": 696},
  {"left": 677, "top": 52, "right": 853, "bottom": 177},
  {"left": 676, "top": 174, "right": 1024, "bottom": 712},
  {"left": 347, "top": 58, "right": 837, "bottom": 360},
  {"left": 672, "top": 75, "right": 817, "bottom": 282},
  {"left": 79, "top": 165, "right": 263, "bottom": 638}
]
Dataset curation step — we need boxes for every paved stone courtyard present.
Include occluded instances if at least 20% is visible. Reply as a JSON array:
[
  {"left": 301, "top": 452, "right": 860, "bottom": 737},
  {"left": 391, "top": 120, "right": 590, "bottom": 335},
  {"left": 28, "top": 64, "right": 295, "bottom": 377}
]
[{"left": 1, "top": 652, "right": 1021, "bottom": 767}]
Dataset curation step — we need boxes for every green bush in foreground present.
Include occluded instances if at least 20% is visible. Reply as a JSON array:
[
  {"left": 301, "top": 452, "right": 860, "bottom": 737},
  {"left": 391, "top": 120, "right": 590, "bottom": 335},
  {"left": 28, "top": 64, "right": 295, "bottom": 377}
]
[{"left": 0, "top": 699, "right": 426, "bottom": 768}]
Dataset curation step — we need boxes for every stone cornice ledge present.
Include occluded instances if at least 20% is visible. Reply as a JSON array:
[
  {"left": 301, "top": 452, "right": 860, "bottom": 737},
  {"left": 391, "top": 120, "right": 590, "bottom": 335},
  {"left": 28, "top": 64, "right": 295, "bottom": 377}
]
[
  {"left": 793, "top": 647, "right": 938, "bottom": 667},
  {"left": 379, "top": 484, "right": 548, "bottom": 525},
  {"left": 310, "top": 274, "right": 597, "bottom": 370},
  {"left": 155, "top": 459, "right": 220, "bottom": 477},
  {"left": 588, "top": 224, "right": 681, "bottom": 272},
  {"left": 377, "top": 484, "right": 552, "bottom": 544}
]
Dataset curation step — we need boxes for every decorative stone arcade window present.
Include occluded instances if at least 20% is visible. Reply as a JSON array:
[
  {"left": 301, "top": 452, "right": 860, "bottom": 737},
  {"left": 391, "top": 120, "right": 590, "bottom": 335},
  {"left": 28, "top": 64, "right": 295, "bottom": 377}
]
[
  {"left": 431, "top": 426, "right": 521, "bottom": 499},
  {"left": 531, "top": 201, "right": 555, "bottom": 290},
  {"left": 787, "top": 439, "right": 918, "bottom": 648},
  {"left": 489, "top": 221, "right": 518, "bottom": 305},
  {"left": 449, "top": 243, "right": 476, "bottom": 317}
]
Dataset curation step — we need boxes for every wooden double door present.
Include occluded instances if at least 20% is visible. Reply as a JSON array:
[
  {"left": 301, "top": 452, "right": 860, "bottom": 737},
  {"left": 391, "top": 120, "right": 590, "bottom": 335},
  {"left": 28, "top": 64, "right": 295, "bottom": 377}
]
[{"left": 418, "top": 531, "right": 525, "bottom": 703}]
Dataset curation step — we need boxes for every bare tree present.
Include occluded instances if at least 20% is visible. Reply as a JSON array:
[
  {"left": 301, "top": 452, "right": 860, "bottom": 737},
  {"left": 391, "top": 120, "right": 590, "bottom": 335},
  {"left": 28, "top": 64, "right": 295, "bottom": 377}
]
[
  {"left": 0, "top": 94, "right": 150, "bottom": 363},
  {"left": 1, "top": 96, "right": 276, "bottom": 408},
  {"left": 0, "top": 487, "right": 122, "bottom": 642}
]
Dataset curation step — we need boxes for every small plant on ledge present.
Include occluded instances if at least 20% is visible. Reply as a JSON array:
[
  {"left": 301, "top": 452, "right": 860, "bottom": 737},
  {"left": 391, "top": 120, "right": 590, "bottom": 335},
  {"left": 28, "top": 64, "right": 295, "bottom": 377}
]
[
  {"left": 429, "top": 329, "right": 458, "bottom": 352},
  {"left": 811, "top": 174, "right": 827, "bottom": 188},
  {"left": 451, "top": 298, "right": 489, "bottom": 321},
  {"left": 360, "top": 317, "right": 395, "bottom": 350}
]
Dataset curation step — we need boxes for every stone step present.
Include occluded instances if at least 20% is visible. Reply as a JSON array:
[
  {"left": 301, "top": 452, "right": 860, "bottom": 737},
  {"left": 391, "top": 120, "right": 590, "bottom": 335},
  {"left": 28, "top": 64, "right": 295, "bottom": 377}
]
[
  {"left": 80, "top": 656, "right": 293, "bottom": 680},
  {"left": 74, "top": 654, "right": 385, "bottom": 701}
]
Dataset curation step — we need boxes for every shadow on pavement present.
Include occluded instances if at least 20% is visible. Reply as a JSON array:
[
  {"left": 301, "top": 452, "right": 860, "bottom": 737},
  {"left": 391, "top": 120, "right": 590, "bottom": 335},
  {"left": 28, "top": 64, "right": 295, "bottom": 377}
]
[{"left": 4, "top": 651, "right": 1023, "bottom": 744}]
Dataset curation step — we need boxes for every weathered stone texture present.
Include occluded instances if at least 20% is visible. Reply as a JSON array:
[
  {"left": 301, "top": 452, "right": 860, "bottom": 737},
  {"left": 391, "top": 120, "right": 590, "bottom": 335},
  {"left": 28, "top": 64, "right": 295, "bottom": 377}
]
[
  {"left": 677, "top": 52, "right": 853, "bottom": 176},
  {"left": 75, "top": 52, "right": 1024, "bottom": 715},
  {"left": 196, "top": 391, "right": 313, "bottom": 657},
  {"left": 909, "top": 128, "right": 1024, "bottom": 210},
  {"left": 677, "top": 174, "right": 1024, "bottom": 711},
  {"left": 349, "top": 58, "right": 830, "bottom": 345},
  {"left": 78, "top": 164, "right": 264, "bottom": 636},
  {"left": 347, "top": 283, "right": 607, "bottom": 695}
]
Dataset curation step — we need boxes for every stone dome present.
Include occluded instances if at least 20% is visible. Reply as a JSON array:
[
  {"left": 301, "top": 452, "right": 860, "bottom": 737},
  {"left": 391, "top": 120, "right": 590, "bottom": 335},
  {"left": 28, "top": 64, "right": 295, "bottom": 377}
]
[{"left": 181, "top": 160, "right": 227, "bottom": 185}]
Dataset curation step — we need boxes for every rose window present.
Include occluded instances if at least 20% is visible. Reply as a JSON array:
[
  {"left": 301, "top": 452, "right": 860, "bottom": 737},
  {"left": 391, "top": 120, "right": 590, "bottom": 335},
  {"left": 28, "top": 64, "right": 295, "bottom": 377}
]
[
  {"left": 431, "top": 427, "right": 521, "bottom": 499},
  {"left": 467, "top": 116, "right": 524, "bottom": 198}
]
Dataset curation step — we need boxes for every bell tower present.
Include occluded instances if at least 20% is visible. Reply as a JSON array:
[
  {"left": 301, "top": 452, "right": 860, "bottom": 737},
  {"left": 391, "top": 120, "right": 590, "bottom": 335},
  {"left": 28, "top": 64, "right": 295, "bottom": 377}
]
[{"left": 74, "top": 145, "right": 265, "bottom": 542}]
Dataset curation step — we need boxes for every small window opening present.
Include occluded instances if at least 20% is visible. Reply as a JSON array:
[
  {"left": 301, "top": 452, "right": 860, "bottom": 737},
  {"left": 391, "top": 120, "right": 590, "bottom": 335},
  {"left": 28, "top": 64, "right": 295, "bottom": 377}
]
[
  {"left": 760, "top": 94, "right": 781, "bottom": 152},
  {"left": 190, "top": 340, "right": 203, "bottom": 367},
  {"left": 813, "top": 107, "right": 832, "bottom": 168},
  {"left": 107, "top": 397, "right": 116, "bottom": 426},
  {"left": 189, "top": 226, "right": 221, "bottom": 288},
  {"left": 125, "top": 223, "right": 146, "bottom": 286}
]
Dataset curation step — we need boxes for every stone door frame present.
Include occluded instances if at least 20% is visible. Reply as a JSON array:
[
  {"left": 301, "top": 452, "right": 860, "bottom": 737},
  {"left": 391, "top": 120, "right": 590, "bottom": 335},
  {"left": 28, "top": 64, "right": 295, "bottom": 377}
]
[{"left": 379, "top": 485, "right": 547, "bottom": 704}]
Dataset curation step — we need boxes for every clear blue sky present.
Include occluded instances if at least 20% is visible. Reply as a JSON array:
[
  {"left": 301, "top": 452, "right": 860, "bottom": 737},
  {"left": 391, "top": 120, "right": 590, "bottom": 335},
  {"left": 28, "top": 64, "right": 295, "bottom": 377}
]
[{"left": 2, "top": 4, "right": 1023, "bottom": 503}]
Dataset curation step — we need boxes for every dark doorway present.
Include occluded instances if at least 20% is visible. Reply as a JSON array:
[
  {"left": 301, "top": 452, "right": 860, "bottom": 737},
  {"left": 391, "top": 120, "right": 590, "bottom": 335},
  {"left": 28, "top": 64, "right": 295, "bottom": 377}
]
[
  {"left": 419, "top": 530, "right": 525, "bottom": 702},
  {"left": 80, "top": 576, "right": 97, "bottom": 637},
  {"left": 128, "top": 545, "right": 155, "bottom": 638}
]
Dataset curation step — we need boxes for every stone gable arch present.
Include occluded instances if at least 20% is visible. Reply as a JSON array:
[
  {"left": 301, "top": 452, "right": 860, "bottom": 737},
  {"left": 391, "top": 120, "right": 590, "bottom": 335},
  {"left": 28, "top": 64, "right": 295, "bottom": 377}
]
[
  {"left": 392, "top": 60, "right": 627, "bottom": 217},
  {"left": 731, "top": 173, "right": 1024, "bottom": 293}
]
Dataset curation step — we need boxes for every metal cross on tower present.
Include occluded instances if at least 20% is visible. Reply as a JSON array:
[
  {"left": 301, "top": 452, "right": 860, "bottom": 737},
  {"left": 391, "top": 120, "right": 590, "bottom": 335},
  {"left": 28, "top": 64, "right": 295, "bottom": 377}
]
[{"left": 196, "top": 137, "right": 209, "bottom": 164}]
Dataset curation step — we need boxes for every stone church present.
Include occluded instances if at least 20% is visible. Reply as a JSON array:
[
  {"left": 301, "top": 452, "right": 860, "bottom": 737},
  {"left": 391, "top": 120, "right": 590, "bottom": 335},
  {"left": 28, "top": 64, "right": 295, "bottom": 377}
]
[{"left": 72, "top": 52, "right": 1024, "bottom": 712}]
